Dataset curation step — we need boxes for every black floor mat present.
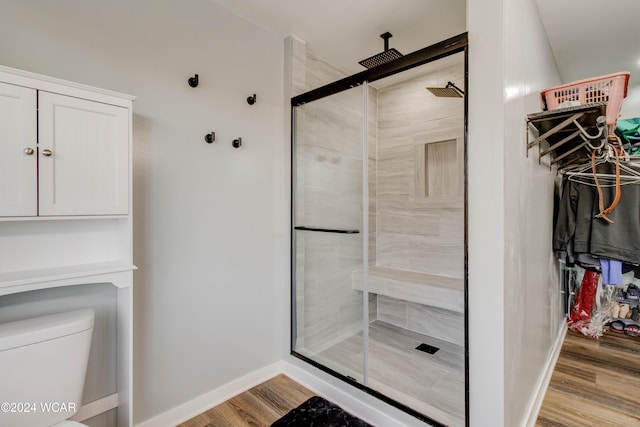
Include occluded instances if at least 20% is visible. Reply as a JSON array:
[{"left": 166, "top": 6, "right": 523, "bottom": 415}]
[{"left": 271, "top": 396, "right": 373, "bottom": 427}]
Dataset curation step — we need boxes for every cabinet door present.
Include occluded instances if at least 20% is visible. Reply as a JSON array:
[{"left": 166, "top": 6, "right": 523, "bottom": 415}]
[
  {"left": 38, "top": 92, "right": 129, "bottom": 216},
  {"left": 0, "top": 82, "right": 37, "bottom": 216}
]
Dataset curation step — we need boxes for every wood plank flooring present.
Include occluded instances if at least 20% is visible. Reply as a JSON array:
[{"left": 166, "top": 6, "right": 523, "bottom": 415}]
[
  {"left": 177, "top": 328, "right": 640, "bottom": 427},
  {"left": 178, "top": 374, "right": 315, "bottom": 427},
  {"left": 537, "top": 329, "right": 640, "bottom": 427}
]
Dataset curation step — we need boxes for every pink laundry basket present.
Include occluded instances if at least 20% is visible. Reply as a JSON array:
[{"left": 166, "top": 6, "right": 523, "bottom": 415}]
[{"left": 541, "top": 71, "right": 630, "bottom": 133}]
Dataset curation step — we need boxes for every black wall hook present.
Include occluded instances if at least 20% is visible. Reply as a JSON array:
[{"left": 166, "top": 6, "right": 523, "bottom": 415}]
[
  {"left": 232, "top": 138, "right": 242, "bottom": 148},
  {"left": 247, "top": 94, "right": 257, "bottom": 105},
  {"left": 188, "top": 74, "right": 199, "bottom": 87},
  {"left": 204, "top": 132, "right": 215, "bottom": 143}
]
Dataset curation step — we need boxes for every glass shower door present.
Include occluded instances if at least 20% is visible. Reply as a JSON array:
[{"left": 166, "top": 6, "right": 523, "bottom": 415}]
[
  {"left": 292, "top": 84, "right": 366, "bottom": 382},
  {"left": 290, "top": 37, "right": 468, "bottom": 426}
]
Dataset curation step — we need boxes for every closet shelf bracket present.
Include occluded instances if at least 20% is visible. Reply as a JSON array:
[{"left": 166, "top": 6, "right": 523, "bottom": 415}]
[{"left": 526, "top": 102, "right": 607, "bottom": 167}]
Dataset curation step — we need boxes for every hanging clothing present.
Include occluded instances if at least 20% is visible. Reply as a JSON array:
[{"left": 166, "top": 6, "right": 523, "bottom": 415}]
[
  {"left": 599, "top": 258, "right": 623, "bottom": 285},
  {"left": 553, "top": 170, "right": 640, "bottom": 265}
]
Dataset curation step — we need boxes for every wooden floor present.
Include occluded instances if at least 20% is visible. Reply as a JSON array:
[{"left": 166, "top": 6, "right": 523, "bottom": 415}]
[
  {"left": 177, "top": 374, "right": 315, "bottom": 427},
  {"left": 179, "top": 329, "right": 640, "bottom": 427},
  {"left": 537, "top": 329, "right": 640, "bottom": 426}
]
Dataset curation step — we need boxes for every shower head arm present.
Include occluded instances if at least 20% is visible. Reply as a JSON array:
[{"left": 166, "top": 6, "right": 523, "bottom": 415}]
[
  {"left": 446, "top": 81, "right": 465, "bottom": 95},
  {"left": 381, "top": 32, "right": 392, "bottom": 51}
]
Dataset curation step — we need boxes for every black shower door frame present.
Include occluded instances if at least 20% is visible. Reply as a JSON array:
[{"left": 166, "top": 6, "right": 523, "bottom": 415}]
[{"left": 290, "top": 32, "right": 469, "bottom": 427}]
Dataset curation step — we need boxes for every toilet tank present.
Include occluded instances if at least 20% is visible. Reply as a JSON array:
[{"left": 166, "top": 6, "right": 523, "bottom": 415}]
[{"left": 0, "top": 309, "right": 95, "bottom": 427}]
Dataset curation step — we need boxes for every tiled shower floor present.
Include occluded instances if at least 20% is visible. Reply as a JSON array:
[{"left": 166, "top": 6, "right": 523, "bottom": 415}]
[{"left": 311, "top": 320, "right": 465, "bottom": 427}]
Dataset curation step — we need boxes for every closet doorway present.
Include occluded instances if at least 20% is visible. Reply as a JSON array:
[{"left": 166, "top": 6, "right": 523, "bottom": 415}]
[{"left": 291, "top": 34, "right": 469, "bottom": 426}]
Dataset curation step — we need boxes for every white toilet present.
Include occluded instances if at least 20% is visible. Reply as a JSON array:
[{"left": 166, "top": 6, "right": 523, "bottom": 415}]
[{"left": 0, "top": 309, "right": 95, "bottom": 427}]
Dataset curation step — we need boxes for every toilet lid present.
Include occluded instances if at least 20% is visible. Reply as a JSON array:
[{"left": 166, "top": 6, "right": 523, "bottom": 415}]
[{"left": 54, "top": 421, "right": 88, "bottom": 427}]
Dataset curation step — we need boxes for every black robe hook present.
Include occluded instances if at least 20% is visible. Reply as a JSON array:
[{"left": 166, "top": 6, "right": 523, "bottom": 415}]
[
  {"left": 247, "top": 94, "right": 257, "bottom": 105},
  {"left": 188, "top": 74, "right": 199, "bottom": 88}
]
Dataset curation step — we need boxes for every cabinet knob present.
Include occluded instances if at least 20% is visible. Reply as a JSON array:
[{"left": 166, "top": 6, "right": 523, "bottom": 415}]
[
  {"left": 24, "top": 147, "right": 35, "bottom": 156},
  {"left": 42, "top": 149, "right": 53, "bottom": 157}
]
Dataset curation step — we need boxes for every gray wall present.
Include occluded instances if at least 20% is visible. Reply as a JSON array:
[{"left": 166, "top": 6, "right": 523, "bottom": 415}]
[{"left": 0, "top": 1, "right": 285, "bottom": 424}]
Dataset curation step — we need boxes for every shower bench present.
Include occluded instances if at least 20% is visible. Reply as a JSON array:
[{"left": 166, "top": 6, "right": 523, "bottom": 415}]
[{"left": 351, "top": 266, "right": 464, "bottom": 313}]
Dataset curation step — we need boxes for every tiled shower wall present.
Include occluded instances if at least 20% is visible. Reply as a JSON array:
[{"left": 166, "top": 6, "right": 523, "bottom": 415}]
[
  {"left": 376, "top": 61, "right": 465, "bottom": 278},
  {"left": 375, "top": 60, "right": 465, "bottom": 344},
  {"left": 293, "top": 39, "right": 378, "bottom": 352}
]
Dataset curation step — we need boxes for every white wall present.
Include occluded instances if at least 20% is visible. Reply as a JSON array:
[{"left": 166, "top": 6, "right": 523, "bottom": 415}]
[
  {"left": 0, "top": 1, "right": 285, "bottom": 424},
  {"left": 468, "top": 0, "right": 562, "bottom": 425},
  {"left": 503, "top": 0, "right": 563, "bottom": 426},
  {"left": 621, "top": 84, "right": 640, "bottom": 119},
  {"left": 467, "top": 0, "right": 506, "bottom": 423}
]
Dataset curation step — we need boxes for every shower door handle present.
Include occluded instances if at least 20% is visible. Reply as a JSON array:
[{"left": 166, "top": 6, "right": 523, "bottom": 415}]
[{"left": 294, "top": 226, "right": 360, "bottom": 234}]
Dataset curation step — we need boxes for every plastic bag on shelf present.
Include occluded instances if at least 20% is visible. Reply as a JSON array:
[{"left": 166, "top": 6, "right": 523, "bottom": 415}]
[
  {"left": 585, "top": 283, "right": 622, "bottom": 338},
  {"left": 568, "top": 270, "right": 600, "bottom": 337},
  {"left": 568, "top": 267, "right": 623, "bottom": 338}
]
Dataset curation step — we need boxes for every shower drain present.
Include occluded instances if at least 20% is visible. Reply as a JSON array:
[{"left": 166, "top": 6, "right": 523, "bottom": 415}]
[{"left": 415, "top": 343, "right": 440, "bottom": 355}]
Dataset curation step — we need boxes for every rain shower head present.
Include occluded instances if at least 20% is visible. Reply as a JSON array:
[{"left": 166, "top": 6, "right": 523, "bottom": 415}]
[
  {"left": 358, "top": 32, "right": 403, "bottom": 69},
  {"left": 426, "top": 81, "right": 465, "bottom": 98}
]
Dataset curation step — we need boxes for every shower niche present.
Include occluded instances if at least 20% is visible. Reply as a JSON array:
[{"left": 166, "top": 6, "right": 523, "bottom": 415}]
[
  {"left": 291, "top": 34, "right": 468, "bottom": 427},
  {"left": 419, "top": 138, "right": 463, "bottom": 199}
]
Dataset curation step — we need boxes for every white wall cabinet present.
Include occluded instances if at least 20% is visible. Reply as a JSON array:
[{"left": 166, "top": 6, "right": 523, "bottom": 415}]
[
  {"left": 0, "top": 84, "right": 128, "bottom": 217},
  {"left": 0, "top": 82, "right": 37, "bottom": 216},
  {"left": 0, "top": 65, "right": 135, "bottom": 427},
  {"left": 39, "top": 92, "right": 129, "bottom": 216}
]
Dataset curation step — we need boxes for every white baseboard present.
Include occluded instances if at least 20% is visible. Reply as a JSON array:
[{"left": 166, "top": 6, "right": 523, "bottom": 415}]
[
  {"left": 135, "top": 361, "right": 283, "bottom": 427},
  {"left": 523, "top": 322, "right": 567, "bottom": 427},
  {"left": 134, "top": 357, "right": 417, "bottom": 427}
]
